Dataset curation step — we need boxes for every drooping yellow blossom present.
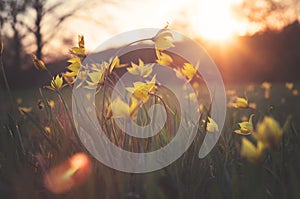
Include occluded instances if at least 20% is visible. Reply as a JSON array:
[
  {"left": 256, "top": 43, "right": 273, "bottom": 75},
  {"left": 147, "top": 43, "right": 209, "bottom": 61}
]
[
  {"left": 181, "top": 62, "right": 199, "bottom": 81},
  {"left": 73, "top": 70, "right": 90, "bottom": 89},
  {"left": 107, "top": 97, "right": 139, "bottom": 119},
  {"left": 46, "top": 75, "right": 64, "bottom": 91},
  {"left": 261, "top": 82, "right": 271, "bottom": 90},
  {"left": 127, "top": 59, "right": 154, "bottom": 78},
  {"left": 152, "top": 29, "right": 174, "bottom": 51},
  {"left": 110, "top": 56, "right": 127, "bottom": 70},
  {"left": 126, "top": 75, "right": 156, "bottom": 103},
  {"left": 63, "top": 57, "right": 82, "bottom": 85},
  {"left": 85, "top": 57, "right": 124, "bottom": 88},
  {"left": 69, "top": 47, "right": 85, "bottom": 58},
  {"left": 86, "top": 70, "right": 105, "bottom": 88},
  {"left": 78, "top": 35, "right": 84, "bottom": 48},
  {"left": 18, "top": 106, "right": 32, "bottom": 115},
  {"left": 230, "top": 97, "right": 249, "bottom": 109},
  {"left": 156, "top": 50, "right": 173, "bottom": 66},
  {"left": 285, "top": 82, "right": 294, "bottom": 90},
  {"left": 292, "top": 89, "right": 298, "bottom": 96},
  {"left": 206, "top": 117, "right": 219, "bottom": 133},
  {"left": 67, "top": 57, "right": 81, "bottom": 76},
  {"left": 241, "top": 138, "right": 265, "bottom": 163},
  {"left": 48, "top": 100, "right": 55, "bottom": 108},
  {"left": 81, "top": 64, "right": 106, "bottom": 88},
  {"left": 255, "top": 116, "right": 283, "bottom": 148},
  {"left": 32, "top": 54, "right": 46, "bottom": 71},
  {"left": 234, "top": 114, "right": 254, "bottom": 135},
  {"left": 69, "top": 35, "right": 85, "bottom": 57},
  {"left": 261, "top": 82, "right": 271, "bottom": 99},
  {"left": 86, "top": 57, "right": 125, "bottom": 87},
  {"left": 44, "top": 126, "right": 51, "bottom": 134},
  {"left": 63, "top": 73, "right": 76, "bottom": 85}
]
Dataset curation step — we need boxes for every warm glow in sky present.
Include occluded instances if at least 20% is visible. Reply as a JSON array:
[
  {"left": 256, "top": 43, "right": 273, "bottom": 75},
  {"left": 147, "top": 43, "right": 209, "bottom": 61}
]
[
  {"left": 36, "top": 0, "right": 267, "bottom": 59},
  {"left": 189, "top": 0, "right": 248, "bottom": 41},
  {"left": 58, "top": 0, "right": 250, "bottom": 52}
]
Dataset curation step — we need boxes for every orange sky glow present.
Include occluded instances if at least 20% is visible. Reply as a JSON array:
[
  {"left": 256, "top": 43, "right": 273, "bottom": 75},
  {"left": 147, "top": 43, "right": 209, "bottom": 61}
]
[
  {"left": 18, "top": 0, "right": 298, "bottom": 60},
  {"left": 64, "top": 0, "right": 251, "bottom": 46}
]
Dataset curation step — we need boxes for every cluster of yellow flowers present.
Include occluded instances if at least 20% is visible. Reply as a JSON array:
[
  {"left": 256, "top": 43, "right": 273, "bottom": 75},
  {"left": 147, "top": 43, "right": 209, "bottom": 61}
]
[
  {"left": 30, "top": 28, "right": 203, "bottom": 124},
  {"left": 239, "top": 116, "right": 282, "bottom": 163},
  {"left": 153, "top": 29, "right": 199, "bottom": 81},
  {"left": 227, "top": 81, "right": 299, "bottom": 163},
  {"left": 228, "top": 97, "right": 256, "bottom": 109},
  {"left": 285, "top": 82, "right": 298, "bottom": 96},
  {"left": 232, "top": 97, "right": 283, "bottom": 163},
  {"left": 30, "top": 28, "right": 292, "bottom": 166},
  {"left": 261, "top": 81, "right": 271, "bottom": 99}
]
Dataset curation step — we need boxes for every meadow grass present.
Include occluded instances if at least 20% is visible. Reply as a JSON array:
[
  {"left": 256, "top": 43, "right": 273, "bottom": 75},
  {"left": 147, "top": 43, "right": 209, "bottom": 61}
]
[
  {"left": 0, "top": 82, "right": 299, "bottom": 199},
  {"left": 1, "top": 31, "right": 300, "bottom": 199}
]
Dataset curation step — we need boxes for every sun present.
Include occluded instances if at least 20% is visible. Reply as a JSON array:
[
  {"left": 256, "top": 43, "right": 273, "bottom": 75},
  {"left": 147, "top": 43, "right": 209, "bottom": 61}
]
[{"left": 191, "top": 0, "right": 245, "bottom": 41}]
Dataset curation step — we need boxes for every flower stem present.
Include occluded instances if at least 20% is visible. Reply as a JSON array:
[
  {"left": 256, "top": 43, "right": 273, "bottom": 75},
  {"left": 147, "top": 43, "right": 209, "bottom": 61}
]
[{"left": 0, "top": 40, "right": 14, "bottom": 111}]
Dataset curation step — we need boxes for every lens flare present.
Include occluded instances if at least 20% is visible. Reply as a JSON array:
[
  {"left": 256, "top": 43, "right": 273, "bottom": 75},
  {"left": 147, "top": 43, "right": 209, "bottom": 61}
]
[{"left": 44, "top": 153, "right": 91, "bottom": 194}]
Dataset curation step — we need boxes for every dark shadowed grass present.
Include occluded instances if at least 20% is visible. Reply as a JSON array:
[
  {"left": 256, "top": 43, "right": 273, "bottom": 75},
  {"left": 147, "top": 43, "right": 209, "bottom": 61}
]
[{"left": 0, "top": 82, "right": 300, "bottom": 199}]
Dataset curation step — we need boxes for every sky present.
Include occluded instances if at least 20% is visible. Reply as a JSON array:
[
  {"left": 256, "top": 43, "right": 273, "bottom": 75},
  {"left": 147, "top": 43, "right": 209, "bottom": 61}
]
[
  {"left": 41, "top": 0, "right": 247, "bottom": 57},
  {"left": 18, "top": 0, "right": 299, "bottom": 60}
]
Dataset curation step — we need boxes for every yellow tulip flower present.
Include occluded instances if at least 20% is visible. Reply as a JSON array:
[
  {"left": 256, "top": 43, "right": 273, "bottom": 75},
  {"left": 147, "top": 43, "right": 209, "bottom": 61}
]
[
  {"left": 69, "top": 35, "right": 86, "bottom": 58},
  {"left": 206, "top": 117, "right": 219, "bottom": 133},
  {"left": 230, "top": 97, "right": 249, "bottom": 109},
  {"left": 78, "top": 35, "right": 84, "bottom": 48},
  {"left": 127, "top": 59, "right": 154, "bottom": 78},
  {"left": 285, "top": 82, "right": 294, "bottom": 90},
  {"left": 234, "top": 114, "right": 254, "bottom": 135},
  {"left": 126, "top": 75, "right": 156, "bottom": 103},
  {"left": 241, "top": 138, "right": 265, "bottom": 163},
  {"left": 18, "top": 106, "right": 32, "bottom": 115},
  {"left": 69, "top": 47, "right": 85, "bottom": 57},
  {"left": 292, "top": 89, "right": 298, "bottom": 96},
  {"left": 32, "top": 54, "right": 47, "bottom": 71},
  {"left": 110, "top": 56, "right": 127, "bottom": 70},
  {"left": 46, "top": 75, "right": 64, "bottom": 91},
  {"left": 181, "top": 62, "right": 199, "bottom": 81},
  {"left": 261, "top": 82, "right": 271, "bottom": 90},
  {"left": 255, "top": 116, "right": 282, "bottom": 148},
  {"left": 153, "top": 29, "right": 174, "bottom": 51},
  {"left": 156, "top": 50, "right": 173, "bottom": 66},
  {"left": 67, "top": 57, "right": 81, "bottom": 76},
  {"left": 107, "top": 97, "right": 139, "bottom": 119},
  {"left": 261, "top": 82, "right": 271, "bottom": 99}
]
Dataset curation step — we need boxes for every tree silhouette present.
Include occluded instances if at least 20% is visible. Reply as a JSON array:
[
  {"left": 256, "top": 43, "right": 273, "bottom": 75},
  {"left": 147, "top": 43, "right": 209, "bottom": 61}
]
[
  {"left": 1, "top": 0, "right": 94, "bottom": 63},
  {"left": 234, "top": 0, "right": 300, "bottom": 31},
  {"left": 0, "top": 0, "right": 31, "bottom": 69},
  {"left": 24, "top": 0, "right": 91, "bottom": 59}
]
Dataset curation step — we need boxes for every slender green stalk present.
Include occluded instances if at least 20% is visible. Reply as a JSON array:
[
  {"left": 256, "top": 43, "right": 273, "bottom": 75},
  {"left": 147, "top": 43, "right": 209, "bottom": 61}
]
[{"left": 0, "top": 37, "right": 14, "bottom": 111}]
